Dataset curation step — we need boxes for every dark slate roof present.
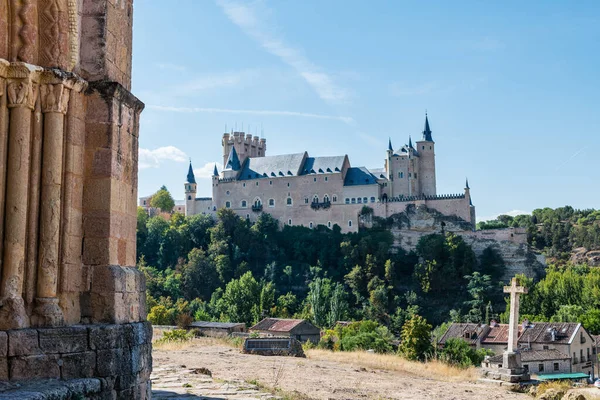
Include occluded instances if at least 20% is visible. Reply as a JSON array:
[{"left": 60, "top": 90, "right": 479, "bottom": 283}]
[
  {"left": 519, "top": 322, "right": 581, "bottom": 345},
  {"left": 438, "top": 323, "right": 487, "bottom": 346},
  {"left": 225, "top": 146, "right": 241, "bottom": 171},
  {"left": 344, "top": 167, "right": 378, "bottom": 186},
  {"left": 300, "top": 156, "right": 345, "bottom": 175},
  {"left": 388, "top": 138, "right": 393, "bottom": 151},
  {"left": 488, "top": 349, "right": 570, "bottom": 364},
  {"left": 250, "top": 318, "right": 318, "bottom": 333},
  {"left": 186, "top": 162, "right": 196, "bottom": 184},
  {"left": 213, "top": 164, "right": 219, "bottom": 176},
  {"left": 423, "top": 114, "right": 433, "bottom": 141},
  {"left": 238, "top": 153, "right": 306, "bottom": 180},
  {"left": 189, "top": 321, "right": 245, "bottom": 329}
]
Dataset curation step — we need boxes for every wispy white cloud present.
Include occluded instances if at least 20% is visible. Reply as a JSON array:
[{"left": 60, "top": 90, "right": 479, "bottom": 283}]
[
  {"left": 156, "top": 63, "right": 187, "bottom": 71},
  {"left": 216, "top": 0, "right": 349, "bottom": 103},
  {"left": 139, "top": 146, "right": 188, "bottom": 169},
  {"left": 172, "top": 70, "right": 258, "bottom": 96},
  {"left": 555, "top": 146, "right": 587, "bottom": 171},
  {"left": 479, "top": 210, "right": 531, "bottom": 222},
  {"left": 148, "top": 105, "right": 355, "bottom": 125},
  {"left": 194, "top": 162, "right": 223, "bottom": 179}
]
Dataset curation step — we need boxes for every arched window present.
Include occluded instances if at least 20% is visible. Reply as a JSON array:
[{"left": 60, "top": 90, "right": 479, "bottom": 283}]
[
  {"left": 187, "top": 195, "right": 191, "bottom": 200},
  {"left": 323, "top": 194, "right": 330, "bottom": 203},
  {"left": 304, "top": 198, "right": 309, "bottom": 204},
  {"left": 225, "top": 201, "right": 231, "bottom": 208},
  {"left": 399, "top": 172, "right": 403, "bottom": 178},
  {"left": 226, "top": 190, "right": 230, "bottom": 195},
  {"left": 288, "top": 219, "right": 292, "bottom": 225},
  {"left": 313, "top": 195, "right": 319, "bottom": 203},
  {"left": 327, "top": 221, "right": 332, "bottom": 228},
  {"left": 286, "top": 197, "right": 292, "bottom": 206},
  {"left": 333, "top": 195, "right": 337, "bottom": 202},
  {"left": 357, "top": 198, "right": 362, "bottom": 204},
  {"left": 363, "top": 197, "right": 368, "bottom": 204},
  {"left": 241, "top": 200, "right": 247, "bottom": 208},
  {"left": 370, "top": 197, "right": 376, "bottom": 203},
  {"left": 269, "top": 199, "right": 275, "bottom": 207},
  {"left": 254, "top": 198, "right": 262, "bottom": 207},
  {"left": 348, "top": 220, "right": 353, "bottom": 227},
  {"left": 345, "top": 198, "right": 350, "bottom": 204},
  {"left": 351, "top": 198, "right": 356, "bottom": 204},
  {"left": 309, "top": 222, "right": 314, "bottom": 229}
]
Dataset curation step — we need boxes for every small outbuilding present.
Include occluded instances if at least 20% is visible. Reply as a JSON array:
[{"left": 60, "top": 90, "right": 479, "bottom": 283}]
[
  {"left": 189, "top": 321, "right": 246, "bottom": 337},
  {"left": 250, "top": 318, "right": 321, "bottom": 344}
]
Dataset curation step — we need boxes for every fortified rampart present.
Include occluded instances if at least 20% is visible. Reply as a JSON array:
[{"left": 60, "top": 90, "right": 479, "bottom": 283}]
[{"left": 0, "top": 1, "right": 151, "bottom": 398}]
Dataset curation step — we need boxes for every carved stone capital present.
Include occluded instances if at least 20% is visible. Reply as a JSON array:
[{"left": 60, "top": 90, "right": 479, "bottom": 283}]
[
  {"left": 40, "top": 83, "right": 70, "bottom": 114},
  {"left": 7, "top": 79, "right": 38, "bottom": 109}
]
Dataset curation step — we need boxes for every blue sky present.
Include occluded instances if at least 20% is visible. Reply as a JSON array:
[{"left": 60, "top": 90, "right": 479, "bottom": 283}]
[{"left": 133, "top": 0, "right": 599, "bottom": 221}]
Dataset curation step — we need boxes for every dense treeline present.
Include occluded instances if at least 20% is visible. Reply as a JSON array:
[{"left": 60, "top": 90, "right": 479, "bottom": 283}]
[
  {"left": 137, "top": 207, "right": 506, "bottom": 331},
  {"left": 478, "top": 206, "right": 600, "bottom": 261}
]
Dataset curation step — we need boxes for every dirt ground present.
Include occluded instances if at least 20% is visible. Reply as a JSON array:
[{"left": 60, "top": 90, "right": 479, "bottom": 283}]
[{"left": 152, "top": 338, "right": 530, "bottom": 400}]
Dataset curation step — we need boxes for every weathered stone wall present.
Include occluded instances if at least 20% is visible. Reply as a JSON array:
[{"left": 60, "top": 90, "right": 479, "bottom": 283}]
[
  {"left": 0, "top": 321, "right": 152, "bottom": 397},
  {"left": 0, "top": 0, "right": 149, "bottom": 397}
]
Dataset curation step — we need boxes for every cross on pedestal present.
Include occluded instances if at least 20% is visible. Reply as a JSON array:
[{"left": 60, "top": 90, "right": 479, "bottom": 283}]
[{"left": 504, "top": 277, "right": 528, "bottom": 353}]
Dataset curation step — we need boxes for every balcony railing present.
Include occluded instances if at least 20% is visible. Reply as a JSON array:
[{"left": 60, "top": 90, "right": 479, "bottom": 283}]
[
  {"left": 251, "top": 204, "right": 263, "bottom": 212},
  {"left": 311, "top": 200, "right": 331, "bottom": 210}
]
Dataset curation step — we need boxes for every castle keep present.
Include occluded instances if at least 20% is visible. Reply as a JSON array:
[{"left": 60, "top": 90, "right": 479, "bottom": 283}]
[{"left": 185, "top": 115, "right": 476, "bottom": 232}]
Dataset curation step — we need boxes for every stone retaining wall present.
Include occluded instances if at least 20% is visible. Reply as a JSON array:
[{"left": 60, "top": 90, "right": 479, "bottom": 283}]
[{"left": 0, "top": 322, "right": 152, "bottom": 399}]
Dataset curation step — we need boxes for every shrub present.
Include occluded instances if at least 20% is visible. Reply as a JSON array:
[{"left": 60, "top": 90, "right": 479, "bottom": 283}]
[
  {"left": 156, "top": 328, "right": 194, "bottom": 344},
  {"left": 439, "top": 338, "right": 493, "bottom": 368}
]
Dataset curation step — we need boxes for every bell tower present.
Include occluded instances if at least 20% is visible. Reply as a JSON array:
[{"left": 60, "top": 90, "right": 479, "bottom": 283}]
[{"left": 185, "top": 161, "right": 197, "bottom": 216}]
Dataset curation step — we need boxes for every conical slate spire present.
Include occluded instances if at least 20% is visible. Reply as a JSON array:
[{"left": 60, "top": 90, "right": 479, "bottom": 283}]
[
  {"left": 465, "top": 178, "right": 470, "bottom": 189},
  {"left": 186, "top": 161, "right": 196, "bottom": 184},
  {"left": 409, "top": 135, "right": 413, "bottom": 148},
  {"left": 225, "top": 146, "right": 241, "bottom": 171},
  {"left": 213, "top": 164, "right": 219, "bottom": 177},
  {"left": 423, "top": 113, "right": 433, "bottom": 141},
  {"left": 388, "top": 138, "right": 393, "bottom": 152}
]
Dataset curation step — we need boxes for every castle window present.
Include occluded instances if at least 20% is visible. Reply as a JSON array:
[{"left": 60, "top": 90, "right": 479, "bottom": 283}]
[
  {"left": 241, "top": 200, "right": 247, "bottom": 208},
  {"left": 287, "top": 182, "right": 290, "bottom": 187},
  {"left": 345, "top": 198, "right": 350, "bottom": 204},
  {"left": 246, "top": 214, "right": 250, "bottom": 219},
  {"left": 226, "top": 190, "right": 230, "bottom": 195},
  {"left": 305, "top": 198, "right": 309, "bottom": 204},
  {"left": 313, "top": 195, "right": 319, "bottom": 203},
  {"left": 225, "top": 201, "right": 231, "bottom": 208},
  {"left": 188, "top": 195, "right": 191, "bottom": 200},
  {"left": 430, "top": 146, "right": 432, "bottom": 150},
  {"left": 363, "top": 197, "right": 368, "bottom": 203},
  {"left": 314, "top": 177, "right": 317, "bottom": 182},
  {"left": 422, "top": 146, "right": 425, "bottom": 150},
  {"left": 351, "top": 198, "right": 356, "bottom": 204},
  {"left": 287, "top": 198, "right": 292, "bottom": 206},
  {"left": 256, "top": 182, "right": 259, "bottom": 186},
  {"left": 325, "top": 177, "right": 328, "bottom": 182},
  {"left": 414, "top": 173, "right": 417, "bottom": 179},
  {"left": 409, "top": 173, "right": 412, "bottom": 178},
  {"left": 332, "top": 195, "right": 337, "bottom": 202},
  {"left": 143, "top": 200, "right": 146, "bottom": 205},
  {"left": 357, "top": 198, "right": 362, "bottom": 203},
  {"left": 309, "top": 222, "right": 314, "bottom": 229},
  {"left": 270, "top": 180, "right": 273, "bottom": 185},
  {"left": 399, "top": 172, "right": 402, "bottom": 178},
  {"left": 269, "top": 199, "right": 275, "bottom": 207},
  {"left": 327, "top": 221, "right": 332, "bottom": 228},
  {"left": 324, "top": 194, "right": 330, "bottom": 203},
  {"left": 348, "top": 220, "right": 352, "bottom": 227},
  {"left": 288, "top": 219, "right": 292, "bottom": 225},
  {"left": 370, "top": 197, "right": 375, "bottom": 203},
  {"left": 243, "top": 183, "right": 246, "bottom": 187}
]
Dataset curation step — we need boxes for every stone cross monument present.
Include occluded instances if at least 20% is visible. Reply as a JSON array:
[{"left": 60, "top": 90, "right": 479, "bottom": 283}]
[{"left": 500, "top": 277, "right": 530, "bottom": 382}]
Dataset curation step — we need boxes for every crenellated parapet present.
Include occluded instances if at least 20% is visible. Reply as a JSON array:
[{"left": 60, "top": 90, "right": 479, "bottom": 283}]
[{"left": 384, "top": 193, "right": 466, "bottom": 202}]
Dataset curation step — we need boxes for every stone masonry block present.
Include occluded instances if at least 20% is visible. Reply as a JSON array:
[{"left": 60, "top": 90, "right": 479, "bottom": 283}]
[
  {"left": 38, "top": 326, "right": 88, "bottom": 354},
  {"left": 89, "top": 324, "right": 126, "bottom": 350},
  {"left": 132, "top": 322, "right": 152, "bottom": 347},
  {"left": 61, "top": 351, "right": 97, "bottom": 379},
  {"left": 97, "top": 348, "right": 131, "bottom": 377},
  {"left": 8, "top": 329, "right": 41, "bottom": 357},
  {"left": 0, "top": 357, "right": 7, "bottom": 381},
  {"left": 9, "top": 354, "right": 60, "bottom": 380},
  {"left": 90, "top": 265, "right": 125, "bottom": 293},
  {"left": 0, "top": 331, "right": 7, "bottom": 357}
]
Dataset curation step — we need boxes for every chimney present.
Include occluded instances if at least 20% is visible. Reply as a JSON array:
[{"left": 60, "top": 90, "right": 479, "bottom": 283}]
[
  {"left": 550, "top": 328, "right": 557, "bottom": 342},
  {"left": 490, "top": 320, "right": 498, "bottom": 328},
  {"left": 522, "top": 319, "right": 529, "bottom": 329}
]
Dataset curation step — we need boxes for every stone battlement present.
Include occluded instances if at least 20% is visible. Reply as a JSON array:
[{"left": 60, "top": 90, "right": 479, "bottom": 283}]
[{"left": 386, "top": 193, "right": 466, "bottom": 202}]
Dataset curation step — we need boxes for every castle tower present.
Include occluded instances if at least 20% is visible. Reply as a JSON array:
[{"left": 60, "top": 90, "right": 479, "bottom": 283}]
[
  {"left": 222, "top": 145, "right": 242, "bottom": 179},
  {"left": 416, "top": 113, "right": 437, "bottom": 196},
  {"left": 465, "top": 178, "right": 476, "bottom": 230},
  {"left": 185, "top": 161, "right": 197, "bottom": 216}
]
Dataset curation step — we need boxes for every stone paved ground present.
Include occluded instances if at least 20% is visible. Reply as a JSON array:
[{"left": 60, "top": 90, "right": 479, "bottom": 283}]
[{"left": 151, "top": 364, "right": 281, "bottom": 400}]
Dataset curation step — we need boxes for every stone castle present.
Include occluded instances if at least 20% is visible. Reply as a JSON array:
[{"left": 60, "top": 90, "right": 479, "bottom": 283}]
[
  {"left": 184, "top": 115, "right": 476, "bottom": 232},
  {"left": 0, "top": 0, "right": 151, "bottom": 398}
]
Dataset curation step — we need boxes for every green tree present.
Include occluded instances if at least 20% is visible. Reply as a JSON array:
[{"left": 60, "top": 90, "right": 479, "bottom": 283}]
[
  {"left": 398, "top": 315, "right": 433, "bottom": 361},
  {"left": 150, "top": 186, "right": 175, "bottom": 212},
  {"left": 463, "top": 272, "right": 492, "bottom": 323},
  {"left": 440, "top": 338, "right": 493, "bottom": 368},
  {"left": 181, "top": 248, "right": 218, "bottom": 301},
  {"left": 308, "top": 277, "right": 330, "bottom": 328},
  {"left": 220, "top": 271, "right": 261, "bottom": 325}
]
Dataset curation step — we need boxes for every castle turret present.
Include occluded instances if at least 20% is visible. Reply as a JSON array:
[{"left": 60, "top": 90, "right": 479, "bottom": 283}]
[
  {"left": 185, "top": 161, "right": 197, "bottom": 216},
  {"left": 416, "top": 113, "right": 436, "bottom": 196},
  {"left": 222, "top": 146, "right": 241, "bottom": 179},
  {"left": 465, "top": 178, "right": 476, "bottom": 230}
]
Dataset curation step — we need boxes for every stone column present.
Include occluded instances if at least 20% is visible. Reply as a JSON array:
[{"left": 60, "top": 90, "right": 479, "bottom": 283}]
[
  {"left": 0, "top": 65, "right": 39, "bottom": 330},
  {"left": 33, "top": 81, "right": 71, "bottom": 326}
]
